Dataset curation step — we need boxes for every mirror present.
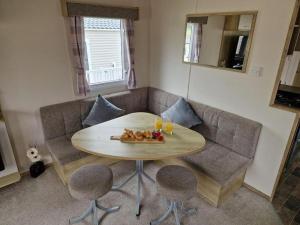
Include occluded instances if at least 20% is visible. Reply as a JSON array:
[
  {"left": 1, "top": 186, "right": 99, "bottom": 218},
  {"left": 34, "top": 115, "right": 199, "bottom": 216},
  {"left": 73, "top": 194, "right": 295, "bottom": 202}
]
[
  {"left": 279, "top": 15, "right": 300, "bottom": 91},
  {"left": 183, "top": 12, "right": 257, "bottom": 72}
]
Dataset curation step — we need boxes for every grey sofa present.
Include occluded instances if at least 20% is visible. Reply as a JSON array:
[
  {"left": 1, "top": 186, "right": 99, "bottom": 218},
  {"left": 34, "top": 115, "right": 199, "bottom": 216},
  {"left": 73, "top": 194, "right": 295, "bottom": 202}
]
[
  {"left": 40, "top": 87, "right": 261, "bottom": 206},
  {"left": 40, "top": 88, "right": 148, "bottom": 184},
  {"left": 148, "top": 87, "right": 261, "bottom": 206}
]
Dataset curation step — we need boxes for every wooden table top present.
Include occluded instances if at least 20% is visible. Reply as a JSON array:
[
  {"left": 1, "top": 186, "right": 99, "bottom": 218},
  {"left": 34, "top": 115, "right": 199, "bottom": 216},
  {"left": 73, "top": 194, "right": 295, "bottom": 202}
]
[{"left": 71, "top": 112, "right": 206, "bottom": 160}]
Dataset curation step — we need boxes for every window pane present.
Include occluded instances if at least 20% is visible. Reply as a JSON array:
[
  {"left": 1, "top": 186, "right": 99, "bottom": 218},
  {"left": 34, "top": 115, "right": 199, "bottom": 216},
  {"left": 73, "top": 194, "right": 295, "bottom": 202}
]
[{"left": 84, "top": 17, "right": 123, "bottom": 85}]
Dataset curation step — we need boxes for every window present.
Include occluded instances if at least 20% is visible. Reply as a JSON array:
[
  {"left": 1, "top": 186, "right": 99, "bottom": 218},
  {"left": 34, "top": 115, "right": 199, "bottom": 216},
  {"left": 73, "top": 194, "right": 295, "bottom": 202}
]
[
  {"left": 184, "top": 23, "right": 194, "bottom": 62},
  {"left": 83, "top": 17, "right": 124, "bottom": 86}
]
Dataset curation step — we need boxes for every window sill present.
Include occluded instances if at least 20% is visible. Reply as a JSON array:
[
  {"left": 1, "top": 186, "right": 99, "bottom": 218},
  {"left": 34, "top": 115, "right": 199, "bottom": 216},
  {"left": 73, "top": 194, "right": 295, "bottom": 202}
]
[{"left": 89, "top": 80, "right": 128, "bottom": 96}]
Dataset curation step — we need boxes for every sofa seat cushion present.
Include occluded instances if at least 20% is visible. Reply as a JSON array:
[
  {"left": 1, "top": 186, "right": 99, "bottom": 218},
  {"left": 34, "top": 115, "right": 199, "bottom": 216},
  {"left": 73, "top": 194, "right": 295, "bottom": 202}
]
[
  {"left": 46, "top": 136, "right": 88, "bottom": 165},
  {"left": 182, "top": 140, "right": 251, "bottom": 186}
]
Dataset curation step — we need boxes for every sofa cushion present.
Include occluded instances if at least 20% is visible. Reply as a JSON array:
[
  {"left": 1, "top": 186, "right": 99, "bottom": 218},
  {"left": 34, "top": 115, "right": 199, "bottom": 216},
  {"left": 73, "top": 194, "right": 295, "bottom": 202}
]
[
  {"left": 62, "top": 102, "right": 82, "bottom": 139},
  {"left": 46, "top": 136, "right": 88, "bottom": 165},
  {"left": 161, "top": 98, "right": 202, "bottom": 128},
  {"left": 40, "top": 88, "right": 149, "bottom": 141},
  {"left": 148, "top": 87, "right": 262, "bottom": 159},
  {"left": 40, "top": 104, "right": 67, "bottom": 140},
  {"left": 107, "top": 88, "right": 148, "bottom": 114},
  {"left": 190, "top": 101, "right": 262, "bottom": 159},
  {"left": 148, "top": 87, "right": 180, "bottom": 115},
  {"left": 182, "top": 140, "right": 251, "bottom": 186},
  {"left": 82, "top": 95, "right": 125, "bottom": 127}
]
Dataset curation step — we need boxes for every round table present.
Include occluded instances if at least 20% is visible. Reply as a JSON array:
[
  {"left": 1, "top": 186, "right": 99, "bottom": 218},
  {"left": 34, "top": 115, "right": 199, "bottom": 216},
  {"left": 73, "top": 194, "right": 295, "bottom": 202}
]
[{"left": 72, "top": 112, "right": 206, "bottom": 216}]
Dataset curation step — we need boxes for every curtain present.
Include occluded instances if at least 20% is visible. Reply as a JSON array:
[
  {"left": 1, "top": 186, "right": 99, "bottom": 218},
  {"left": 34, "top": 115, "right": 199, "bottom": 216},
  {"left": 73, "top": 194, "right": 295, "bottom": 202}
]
[
  {"left": 121, "top": 19, "right": 136, "bottom": 89},
  {"left": 69, "top": 16, "right": 90, "bottom": 95},
  {"left": 190, "top": 23, "right": 203, "bottom": 63}
]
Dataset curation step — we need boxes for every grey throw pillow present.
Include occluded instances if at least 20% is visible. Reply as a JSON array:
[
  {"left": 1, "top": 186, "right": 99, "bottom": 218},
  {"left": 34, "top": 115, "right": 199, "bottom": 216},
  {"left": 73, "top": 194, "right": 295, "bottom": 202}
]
[
  {"left": 161, "top": 98, "right": 202, "bottom": 128},
  {"left": 82, "top": 95, "right": 125, "bottom": 127}
]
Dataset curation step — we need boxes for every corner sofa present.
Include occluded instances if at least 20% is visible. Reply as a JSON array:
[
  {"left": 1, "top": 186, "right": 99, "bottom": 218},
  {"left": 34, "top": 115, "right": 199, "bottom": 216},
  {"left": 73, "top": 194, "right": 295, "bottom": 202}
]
[{"left": 40, "top": 87, "right": 261, "bottom": 207}]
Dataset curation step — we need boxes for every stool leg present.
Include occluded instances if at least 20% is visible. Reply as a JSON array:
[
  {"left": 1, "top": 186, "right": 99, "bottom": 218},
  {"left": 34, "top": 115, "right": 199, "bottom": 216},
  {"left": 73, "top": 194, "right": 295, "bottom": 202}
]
[
  {"left": 150, "top": 201, "right": 174, "bottom": 225},
  {"left": 92, "top": 200, "right": 98, "bottom": 225},
  {"left": 69, "top": 202, "right": 93, "bottom": 224},
  {"left": 182, "top": 207, "right": 197, "bottom": 216},
  {"left": 173, "top": 202, "right": 181, "bottom": 225},
  {"left": 177, "top": 201, "right": 197, "bottom": 217},
  {"left": 96, "top": 201, "right": 121, "bottom": 213},
  {"left": 69, "top": 197, "right": 121, "bottom": 225},
  {"left": 136, "top": 162, "right": 142, "bottom": 216}
]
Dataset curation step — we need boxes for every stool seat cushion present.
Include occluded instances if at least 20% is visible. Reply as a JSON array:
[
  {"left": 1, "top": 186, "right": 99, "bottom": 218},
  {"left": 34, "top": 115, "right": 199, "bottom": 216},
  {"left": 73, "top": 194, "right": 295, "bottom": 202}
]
[
  {"left": 68, "top": 164, "right": 113, "bottom": 200},
  {"left": 156, "top": 165, "right": 197, "bottom": 201}
]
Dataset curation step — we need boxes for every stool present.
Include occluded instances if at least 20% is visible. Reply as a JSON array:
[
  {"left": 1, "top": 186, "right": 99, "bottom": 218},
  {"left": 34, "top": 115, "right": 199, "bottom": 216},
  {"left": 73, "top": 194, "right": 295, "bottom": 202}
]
[
  {"left": 150, "top": 165, "right": 197, "bottom": 225},
  {"left": 68, "top": 164, "right": 120, "bottom": 225}
]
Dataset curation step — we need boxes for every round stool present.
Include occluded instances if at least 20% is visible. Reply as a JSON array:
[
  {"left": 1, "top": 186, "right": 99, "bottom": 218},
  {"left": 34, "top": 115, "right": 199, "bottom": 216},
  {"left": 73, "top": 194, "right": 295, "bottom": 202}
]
[
  {"left": 68, "top": 164, "right": 120, "bottom": 225},
  {"left": 150, "top": 165, "right": 197, "bottom": 225}
]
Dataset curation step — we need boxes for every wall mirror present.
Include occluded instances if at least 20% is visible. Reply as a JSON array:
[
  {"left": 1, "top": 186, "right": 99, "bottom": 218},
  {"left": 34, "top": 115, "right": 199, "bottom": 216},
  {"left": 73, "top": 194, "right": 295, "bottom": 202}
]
[
  {"left": 273, "top": 4, "right": 300, "bottom": 107},
  {"left": 279, "top": 11, "right": 300, "bottom": 91},
  {"left": 183, "top": 12, "right": 257, "bottom": 72}
]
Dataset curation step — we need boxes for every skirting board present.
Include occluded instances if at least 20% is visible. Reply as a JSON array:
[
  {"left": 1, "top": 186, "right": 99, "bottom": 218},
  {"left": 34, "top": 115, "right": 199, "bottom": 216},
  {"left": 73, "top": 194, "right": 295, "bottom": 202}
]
[{"left": 243, "top": 182, "right": 271, "bottom": 201}]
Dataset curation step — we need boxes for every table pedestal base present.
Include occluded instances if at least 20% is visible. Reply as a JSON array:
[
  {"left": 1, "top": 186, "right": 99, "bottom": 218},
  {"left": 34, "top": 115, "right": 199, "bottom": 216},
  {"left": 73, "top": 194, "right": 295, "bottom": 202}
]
[{"left": 112, "top": 160, "right": 155, "bottom": 216}]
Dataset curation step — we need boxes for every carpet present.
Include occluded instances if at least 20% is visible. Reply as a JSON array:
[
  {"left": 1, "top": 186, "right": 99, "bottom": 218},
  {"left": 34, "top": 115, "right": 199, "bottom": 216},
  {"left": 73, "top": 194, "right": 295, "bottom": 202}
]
[{"left": 0, "top": 161, "right": 283, "bottom": 225}]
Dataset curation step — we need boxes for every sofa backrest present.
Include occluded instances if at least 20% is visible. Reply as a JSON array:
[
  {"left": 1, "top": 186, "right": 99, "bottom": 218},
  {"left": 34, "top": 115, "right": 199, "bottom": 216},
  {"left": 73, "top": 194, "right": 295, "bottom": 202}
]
[
  {"left": 40, "top": 87, "right": 148, "bottom": 140},
  {"left": 148, "top": 87, "right": 262, "bottom": 159}
]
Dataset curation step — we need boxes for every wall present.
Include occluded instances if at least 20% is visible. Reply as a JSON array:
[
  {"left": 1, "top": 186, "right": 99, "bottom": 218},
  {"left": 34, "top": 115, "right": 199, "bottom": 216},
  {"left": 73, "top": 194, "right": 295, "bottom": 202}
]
[
  {"left": 150, "top": 0, "right": 297, "bottom": 196},
  {"left": 0, "top": 0, "right": 150, "bottom": 172}
]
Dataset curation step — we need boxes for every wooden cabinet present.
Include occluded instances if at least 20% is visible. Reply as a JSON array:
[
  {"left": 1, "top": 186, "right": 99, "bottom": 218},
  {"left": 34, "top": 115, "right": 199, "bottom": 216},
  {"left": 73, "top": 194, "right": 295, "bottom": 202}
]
[
  {"left": 0, "top": 115, "right": 20, "bottom": 188},
  {"left": 224, "top": 15, "right": 240, "bottom": 31},
  {"left": 270, "top": 0, "right": 300, "bottom": 112}
]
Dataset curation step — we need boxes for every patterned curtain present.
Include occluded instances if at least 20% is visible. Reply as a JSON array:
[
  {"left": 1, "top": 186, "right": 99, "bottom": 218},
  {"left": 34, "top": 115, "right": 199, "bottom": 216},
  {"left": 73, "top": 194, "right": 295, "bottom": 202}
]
[
  {"left": 190, "top": 23, "right": 203, "bottom": 63},
  {"left": 121, "top": 19, "right": 136, "bottom": 89},
  {"left": 69, "top": 16, "right": 90, "bottom": 95}
]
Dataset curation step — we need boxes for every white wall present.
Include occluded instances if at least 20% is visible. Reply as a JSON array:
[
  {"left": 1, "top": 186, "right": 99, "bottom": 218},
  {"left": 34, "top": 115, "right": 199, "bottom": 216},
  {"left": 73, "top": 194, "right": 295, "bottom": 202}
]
[
  {"left": 0, "top": 0, "right": 150, "bottom": 171},
  {"left": 150, "top": 0, "right": 297, "bottom": 196}
]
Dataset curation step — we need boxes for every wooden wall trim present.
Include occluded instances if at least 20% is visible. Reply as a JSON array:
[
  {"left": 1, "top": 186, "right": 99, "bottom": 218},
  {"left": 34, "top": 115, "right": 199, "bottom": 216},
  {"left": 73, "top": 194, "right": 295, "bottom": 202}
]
[
  {"left": 270, "top": 114, "right": 300, "bottom": 201},
  {"left": 243, "top": 182, "right": 271, "bottom": 201},
  {"left": 269, "top": 0, "right": 300, "bottom": 107},
  {"left": 61, "top": 0, "right": 139, "bottom": 20},
  {"left": 60, "top": 0, "right": 68, "bottom": 17}
]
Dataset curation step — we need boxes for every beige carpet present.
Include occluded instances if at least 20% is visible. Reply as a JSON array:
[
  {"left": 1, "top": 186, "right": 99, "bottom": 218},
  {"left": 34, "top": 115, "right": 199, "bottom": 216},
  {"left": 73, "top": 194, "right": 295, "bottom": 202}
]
[{"left": 0, "top": 161, "right": 283, "bottom": 225}]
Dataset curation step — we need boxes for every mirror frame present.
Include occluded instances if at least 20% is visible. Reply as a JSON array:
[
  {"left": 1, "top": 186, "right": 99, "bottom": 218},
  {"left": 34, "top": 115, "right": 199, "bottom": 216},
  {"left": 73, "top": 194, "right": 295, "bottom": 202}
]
[{"left": 183, "top": 11, "right": 258, "bottom": 73}]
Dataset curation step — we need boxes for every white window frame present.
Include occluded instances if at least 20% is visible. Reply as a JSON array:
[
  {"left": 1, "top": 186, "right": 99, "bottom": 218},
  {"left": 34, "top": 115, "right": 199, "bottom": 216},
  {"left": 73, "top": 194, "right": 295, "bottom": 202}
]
[{"left": 84, "top": 17, "right": 127, "bottom": 93}]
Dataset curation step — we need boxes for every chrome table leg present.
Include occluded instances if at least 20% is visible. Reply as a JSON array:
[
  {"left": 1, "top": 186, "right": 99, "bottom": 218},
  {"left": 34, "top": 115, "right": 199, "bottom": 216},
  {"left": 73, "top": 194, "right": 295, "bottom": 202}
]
[
  {"left": 143, "top": 170, "right": 156, "bottom": 183},
  {"left": 112, "top": 160, "right": 155, "bottom": 216},
  {"left": 112, "top": 171, "right": 137, "bottom": 190}
]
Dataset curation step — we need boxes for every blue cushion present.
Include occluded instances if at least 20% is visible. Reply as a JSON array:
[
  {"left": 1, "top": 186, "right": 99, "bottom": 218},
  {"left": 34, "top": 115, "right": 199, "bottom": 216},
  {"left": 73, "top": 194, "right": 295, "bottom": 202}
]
[
  {"left": 82, "top": 95, "right": 125, "bottom": 127},
  {"left": 161, "top": 98, "right": 202, "bottom": 128}
]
